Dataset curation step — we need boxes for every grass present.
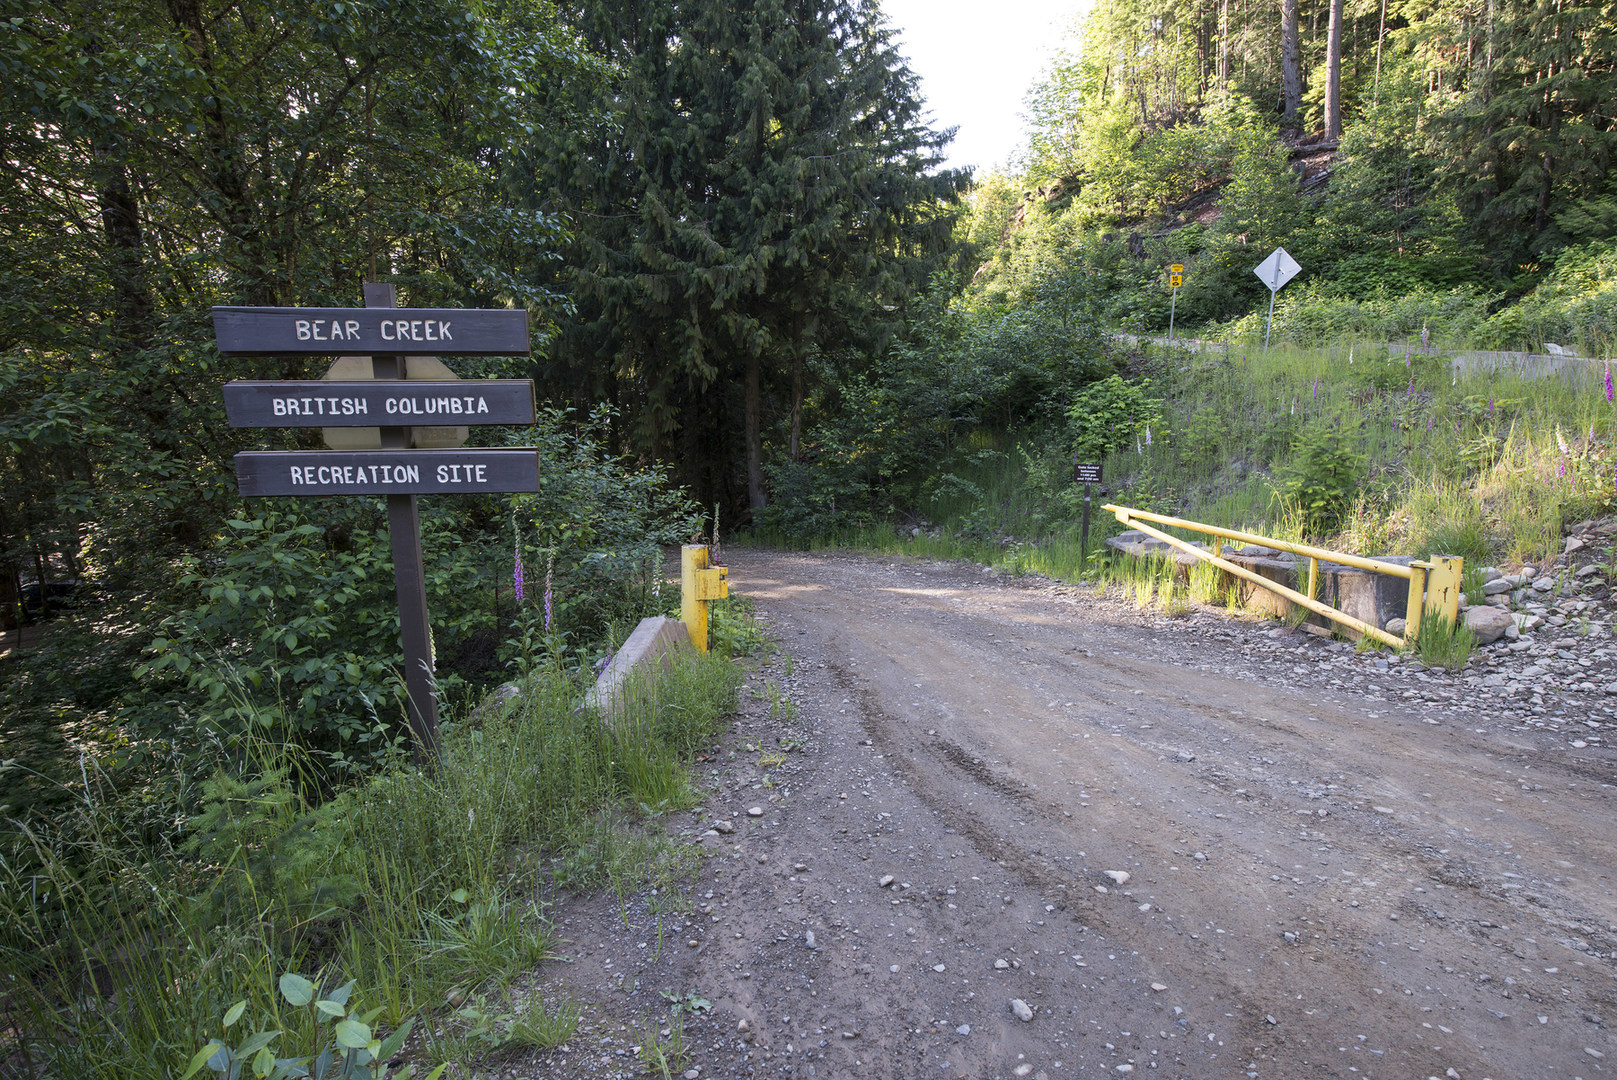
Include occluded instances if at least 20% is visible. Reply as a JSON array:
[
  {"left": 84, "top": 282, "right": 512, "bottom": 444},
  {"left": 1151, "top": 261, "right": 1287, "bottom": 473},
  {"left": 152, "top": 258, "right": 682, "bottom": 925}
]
[
  {"left": 0, "top": 644, "right": 743, "bottom": 1079},
  {"left": 745, "top": 338, "right": 1617, "bottom": 597}
]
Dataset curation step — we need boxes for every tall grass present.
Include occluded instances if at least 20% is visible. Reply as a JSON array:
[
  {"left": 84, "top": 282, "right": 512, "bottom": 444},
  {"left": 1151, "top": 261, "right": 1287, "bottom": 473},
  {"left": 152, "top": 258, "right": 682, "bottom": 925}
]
[{"left": 0, "top": 649, "right": 741, "bottom": 1078}]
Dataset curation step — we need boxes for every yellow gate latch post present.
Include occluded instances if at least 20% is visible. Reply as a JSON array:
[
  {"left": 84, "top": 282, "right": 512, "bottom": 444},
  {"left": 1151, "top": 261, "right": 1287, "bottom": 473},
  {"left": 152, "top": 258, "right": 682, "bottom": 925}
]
[{"left": 681, "top": 544, "right": 729, "bottom": 652}]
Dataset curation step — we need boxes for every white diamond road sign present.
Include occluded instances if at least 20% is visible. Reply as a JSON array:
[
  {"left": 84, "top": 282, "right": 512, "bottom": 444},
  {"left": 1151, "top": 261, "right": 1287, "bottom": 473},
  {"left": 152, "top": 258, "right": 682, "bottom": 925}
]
[{"left": 1253, "top": 247, "right": 1302, "bottom": 291}]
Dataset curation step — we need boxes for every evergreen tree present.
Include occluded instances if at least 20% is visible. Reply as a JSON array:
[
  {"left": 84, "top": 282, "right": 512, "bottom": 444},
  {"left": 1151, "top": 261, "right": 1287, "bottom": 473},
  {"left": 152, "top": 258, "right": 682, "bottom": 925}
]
[{"left": 547, "top": 0, "right": 963, "bottom": 513}]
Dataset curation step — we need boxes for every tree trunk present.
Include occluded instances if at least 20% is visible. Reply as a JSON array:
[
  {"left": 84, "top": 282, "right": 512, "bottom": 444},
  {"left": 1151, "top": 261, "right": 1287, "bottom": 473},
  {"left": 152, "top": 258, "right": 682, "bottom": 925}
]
[
  {"left": 1281, "top": 0, "right": 1302, "bottom": 125},
  {"left": 745, "top": 352, "right": 766, "bottom": 510},
  {"left": 789, "top": 349, "right": 804, "bottom": 462},
  {"left": 1219, "top": 0, "right": 1230, "bottom": 87},
  {"left": 1324, "top": 0, "right": 1344, "bottom": 140}
]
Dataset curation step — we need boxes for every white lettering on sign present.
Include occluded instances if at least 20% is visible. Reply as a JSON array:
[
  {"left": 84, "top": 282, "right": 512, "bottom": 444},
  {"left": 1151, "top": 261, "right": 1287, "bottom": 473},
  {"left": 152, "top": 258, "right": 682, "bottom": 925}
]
[
  {"left": 379, "top": 319, "right": 452, "bottom": 343},
  {"left": 384, "top": 396, "right": 490, "bottom": 416},
  {"left": 435, "top": 463, "right": 489, "bottom": 484},
  {"left": 272, "top": 396, "right": 369, "bottom": 417},
  {"left": 289, "top": 464, "right": 422, "bottom": 486},
  {"left": 293, "top": 318, "right": 365, "bottom": 342}
]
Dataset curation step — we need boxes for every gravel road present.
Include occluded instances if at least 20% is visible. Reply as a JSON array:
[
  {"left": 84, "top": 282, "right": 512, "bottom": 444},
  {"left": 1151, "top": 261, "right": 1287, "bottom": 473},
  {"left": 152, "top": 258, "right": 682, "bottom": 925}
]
[{"left": 533, "top": 548, "right": 1617, "bottom": 1080}]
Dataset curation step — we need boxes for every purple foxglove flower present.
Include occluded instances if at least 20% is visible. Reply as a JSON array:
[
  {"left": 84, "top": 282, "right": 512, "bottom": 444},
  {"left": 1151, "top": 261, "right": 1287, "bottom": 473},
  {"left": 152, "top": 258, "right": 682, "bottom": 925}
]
[
  {"left": 1407, "top": 375, "right": 1416, "bottom": 396},
  {"left": 1488, "top": 394, "right": 1495, "bottom": 413},
  {"left": 513, "top": 535, "right": 525, "bottom": 602},
  {"left": 1312, "top": 376, "right": 1318, "bottom": 399},
  {"left": 1405, "top": 344, "right": 1411, "bottom": 366},
  {"left": 1558, "top": 457, "right": 1568, "bottom": 480},
  {"left": 1606, "top": 360, "right": 1613, "bottom": 402}
]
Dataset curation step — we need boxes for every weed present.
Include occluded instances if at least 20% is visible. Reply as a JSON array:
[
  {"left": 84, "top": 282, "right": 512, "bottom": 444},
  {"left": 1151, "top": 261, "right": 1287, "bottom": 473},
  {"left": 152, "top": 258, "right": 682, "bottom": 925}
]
[
  {"left": 1413, "top": 614, "right": 1478, "bottom": 671},
  {"left": 637, "top": 1010, "right": 687, "bottom": 1079}
]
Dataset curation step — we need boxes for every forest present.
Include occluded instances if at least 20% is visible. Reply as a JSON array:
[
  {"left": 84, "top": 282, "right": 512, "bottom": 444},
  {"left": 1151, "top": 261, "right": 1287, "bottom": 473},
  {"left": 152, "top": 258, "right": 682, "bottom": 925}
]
[{"left": 4, "top": 0, "right": 1617, "bottom": 1075}]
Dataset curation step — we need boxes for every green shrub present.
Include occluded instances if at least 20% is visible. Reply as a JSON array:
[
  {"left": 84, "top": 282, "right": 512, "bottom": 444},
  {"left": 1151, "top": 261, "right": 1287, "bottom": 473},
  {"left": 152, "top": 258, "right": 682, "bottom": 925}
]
[{"left": 1278, "top": 425, "right": 1365, "bottom": 535}]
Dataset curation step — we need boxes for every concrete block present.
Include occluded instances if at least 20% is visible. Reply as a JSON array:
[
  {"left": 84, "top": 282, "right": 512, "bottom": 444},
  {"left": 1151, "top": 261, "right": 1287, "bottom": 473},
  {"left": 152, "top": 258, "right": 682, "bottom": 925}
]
[
  {"left": 1221, "top": 548, "right": 1414, "bottom": 637},
  {"left": 584, "top": 616, "right": 695, "bottom": 721}
]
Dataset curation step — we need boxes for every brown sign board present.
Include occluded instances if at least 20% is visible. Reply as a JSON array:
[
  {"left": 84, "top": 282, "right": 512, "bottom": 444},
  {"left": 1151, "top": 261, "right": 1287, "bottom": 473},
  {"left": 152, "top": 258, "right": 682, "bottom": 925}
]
[
  {"left": 212, "top": 306, "right": 530, "bottom": 356},
  {"left": 235, "top": 449, "right": 541, "bottom": 497},
  {"left": 1073, "top": 462, "right": 1103, "bottom": 484},
  {"left": 223, "top": 380, "right": 536, "bottom": 428}
]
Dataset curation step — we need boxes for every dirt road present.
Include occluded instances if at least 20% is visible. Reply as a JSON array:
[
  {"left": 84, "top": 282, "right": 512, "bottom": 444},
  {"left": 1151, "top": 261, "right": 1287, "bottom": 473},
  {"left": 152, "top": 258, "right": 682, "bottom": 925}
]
[{"left": 539, "top": 548, "right": 1617, "bottom": 1080}]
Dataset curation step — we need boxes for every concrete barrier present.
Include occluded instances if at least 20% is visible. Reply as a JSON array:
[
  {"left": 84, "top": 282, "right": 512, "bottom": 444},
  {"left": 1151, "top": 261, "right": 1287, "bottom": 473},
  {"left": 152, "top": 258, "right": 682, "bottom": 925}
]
[
  {"left": 584, "top": 615, "right": 695, "bottom": 720},
  {"left": 1221, "top": 546, "right": 1412, "bottom": 634}
]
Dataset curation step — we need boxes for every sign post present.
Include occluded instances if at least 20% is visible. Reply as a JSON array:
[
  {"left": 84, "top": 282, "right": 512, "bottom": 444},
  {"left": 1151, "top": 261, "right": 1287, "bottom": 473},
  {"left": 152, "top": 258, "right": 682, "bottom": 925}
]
[
  {"left": 1167, "top": 264, "right": 1183, "bottom": 343},
  {"left": 1073, "top": 460, "right": 1103, "bottom": 558},
  {"left": 1252, "top": 247, "right": 1302, "bottom": 352},
  {"left": 214, "top": 287, "right": 535, "bottom": 764}
]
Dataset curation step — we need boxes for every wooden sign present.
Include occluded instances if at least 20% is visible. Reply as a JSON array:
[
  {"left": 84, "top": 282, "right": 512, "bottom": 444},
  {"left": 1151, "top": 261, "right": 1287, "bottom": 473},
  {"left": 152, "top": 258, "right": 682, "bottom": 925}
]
[
  {"left": 234, "top": 450, "right": 541, "bottom": 497},
  {"left": 223, "top": 380, "right": 537, "bottom": 428},
  {"left": 1073, "top": 462, "right": 1103, "bottom": 484},
  {"left": 212, "top": 306, "right": 530, "bottom": 356}
]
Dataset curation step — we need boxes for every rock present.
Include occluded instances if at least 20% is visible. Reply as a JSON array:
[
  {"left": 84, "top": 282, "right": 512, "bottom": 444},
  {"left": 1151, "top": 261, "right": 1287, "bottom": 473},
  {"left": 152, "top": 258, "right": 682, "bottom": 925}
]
[
  {"left": 1577, "top": 563, "right": 1603, "bottom": 578},
  {"left": 879, "top": 874, "right": 895, "bottom": 888},
  {"left": 1567, "top": 536, "right": 1587, "bottom": 554},
  {"left": 1373, "top": 805, "right": 1394, "bottom": 814},
  {"left": 1480, "top": 566, "right": 1502, "bottom": 583},
  {"left": 747, "top": 806, "right": 764, "bottom": 817},
  {"left": 1482, "top": 578, "right": 1514, "bottom": 595},
  {"left": 805, "top": 931, "right": 815, "bottom": 949},
  {"left": 889, "top": 965, "right": 900, "bottom": 973},
  {"left": 1512, "top": 613, "right": 1543, "bottom": 631},
  {"left": 932, "top": 963, "right": 947, "bottom": 972},
  {"left": 1533, "top": 576, "right": 1555, "bottom": 592},
  {"left": 956, "top": 1024, "right": 971, "bottom": 1035},
  {"left": 713, "top": 819, "right": 734, "bottom": 834},
  {"left": 995, "top": 958, "right": 1010, "bottom": 969},
  {"left": 1150, "top": 982, "right": 1168, "bottom": 991},
  {"left": 1464, "top": 605, "right": 1515, "bottom": 644},
  {"left": 1011, "top": 998, "right": 1034, "bottom": 1022},
  {"left": 1116, "top": 1066, "right": 1134, "bottom": 1075},
  {"left": 1104, "top": 870, "right": 1131, "bottom": 885},
  {"left": 1385, "top": 617, "right": 1407, "bottom": 635}
]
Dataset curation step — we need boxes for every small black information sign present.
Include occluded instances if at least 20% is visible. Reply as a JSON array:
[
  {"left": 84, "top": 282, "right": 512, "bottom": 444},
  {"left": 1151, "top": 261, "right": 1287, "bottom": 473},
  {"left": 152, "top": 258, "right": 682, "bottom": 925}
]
[
  {"left": 1073, "top": 461, "right": 1103, "bottom": 484},
  {"left": 234, "top": 450, "right": 541, "bottom": 497},
  {"left": 223, "top": 380, "right": 537, "bottom": 428},
  {"left": 213, "top": 306, "right": 529, "bottom": 356}
]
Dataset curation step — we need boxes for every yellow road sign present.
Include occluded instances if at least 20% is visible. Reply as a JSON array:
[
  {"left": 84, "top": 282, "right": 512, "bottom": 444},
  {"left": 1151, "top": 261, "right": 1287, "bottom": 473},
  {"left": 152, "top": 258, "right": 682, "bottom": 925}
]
[
  {"left": 1170, "top": 263, "right": 1184, "bottom": 274},
  {"left": 1169, "top": 274, "right": 1183, "bottom": 288}
]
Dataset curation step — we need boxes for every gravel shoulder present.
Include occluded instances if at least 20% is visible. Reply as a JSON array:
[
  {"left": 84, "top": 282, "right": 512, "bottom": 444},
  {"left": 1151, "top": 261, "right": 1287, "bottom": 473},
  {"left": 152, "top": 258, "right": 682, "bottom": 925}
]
[{"left": 520, "top": 547, "right": 1617, "bottom": 1080}]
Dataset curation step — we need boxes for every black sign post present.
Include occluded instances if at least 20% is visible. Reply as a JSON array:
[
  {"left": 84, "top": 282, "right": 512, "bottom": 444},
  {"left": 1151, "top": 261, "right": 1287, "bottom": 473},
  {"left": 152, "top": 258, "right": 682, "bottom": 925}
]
[
  {"left": 213, "top": 285, "right": 536, "bottom": 764},
  {"left": 1073, "top": 460, "right": 1103, "bottom": 558}
]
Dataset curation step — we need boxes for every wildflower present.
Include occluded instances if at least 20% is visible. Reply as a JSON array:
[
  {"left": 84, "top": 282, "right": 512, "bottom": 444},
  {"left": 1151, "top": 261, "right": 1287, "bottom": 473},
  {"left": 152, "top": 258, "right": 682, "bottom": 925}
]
[
  {"left": 1136, "top": 434, "right": 1142, "bottom": 455},
  {"left": 1312, "top": 376, "right": 1319, "bottom": 399},
  {"left": 1488, "top": 393, "right": 1495, "bottom": 413},
  {"left": 1557, "top": 425, "right": 1570, "bottom": 455},
  {"left": 543, "top": 549, "right": 555, "bottom": 632},
  {"left": 1407, "top": 375, "right": 1415, "bottom": 396},
  {"left": 1144, "top": 424, "right": 1152, "bottom": 448},
  {"left": 711, "top": 503, "right": 725, "bottom": 567},
  {"left": 512, "top": 515, "right": 525, "bottom": 602},
  {"left": 1427, "top": 418, "right": 1433, "bottom": 431},
  {"left": 1606, "top": 360, "right": 1613, "bottom": 402},
  {"left": 1405, "top": 344, "right": 1411, "bottom": 366},
  {"left": 1559, "top": 457, "right": 1568, "bottom": 480},
  {"left": 1348, "top": 346, "right": 1354, "bottom": 365}
]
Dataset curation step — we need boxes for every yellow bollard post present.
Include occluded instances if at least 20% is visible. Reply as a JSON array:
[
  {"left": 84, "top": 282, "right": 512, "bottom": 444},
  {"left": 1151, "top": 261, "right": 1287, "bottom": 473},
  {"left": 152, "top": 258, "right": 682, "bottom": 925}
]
[
  {"left": 1425, "top": 555, "right": 1464, "bottom": 624},
  {"left": 1405, "top": 562, "right": 1430, "bottom": 643},
  {"left": 1307, "top": 556, "right": 1319, "bottom": 602},
  {"left": 680, "top": 544, "right": 729, "bottom": 652}
]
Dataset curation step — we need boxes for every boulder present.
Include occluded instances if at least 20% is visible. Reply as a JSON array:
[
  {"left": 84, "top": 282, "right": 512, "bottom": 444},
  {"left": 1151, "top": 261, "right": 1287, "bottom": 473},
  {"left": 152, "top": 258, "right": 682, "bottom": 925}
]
[{"left": 1463, "top": 605, "right": 1515, "bottom": 644}]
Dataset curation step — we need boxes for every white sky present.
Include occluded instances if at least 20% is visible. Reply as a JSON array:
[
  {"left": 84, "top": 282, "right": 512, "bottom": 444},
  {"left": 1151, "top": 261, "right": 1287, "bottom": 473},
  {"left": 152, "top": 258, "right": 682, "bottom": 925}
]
[{"left": 878, "top": 0, "right": 1088, "bottom": 177}]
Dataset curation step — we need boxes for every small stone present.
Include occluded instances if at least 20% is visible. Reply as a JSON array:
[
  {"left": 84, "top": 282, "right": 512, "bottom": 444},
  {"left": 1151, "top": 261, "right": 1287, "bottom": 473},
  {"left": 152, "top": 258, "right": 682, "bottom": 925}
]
[
  {"left": 1175, "top": 750, "right": 1196, "bottom": 762},
  {"left": 794, "top": 863, "right": 807, "bottom": 872},
  {"left": 995, "top": 958, "right": 1010, "bottom": 969},
  {"left": 1533, "top": 576, "right": 1555, "bottom": 592},
  {"left": 1011, "top": 998, "right": 1034, "bottom": 1022},
  {"left": 933, "top": 963, "right": 947, "bottom": 972},
  {"left": 1150, "top": 982, "right": 1168, "bottom": 992},
  {"left": 1567, "top": 536, "right": 1587, "bottom": 554},
  {"left": 737, "top": 1019, "right": 750, "bottom": 1033},
  {"left": 1015, "top": 1065, "right": 1034, "bottom": 1078},
  {"left": 1115, "top": 1066, "right": 1134, "bottom": 1075},
  {"left": 1586, "top": 1047, "right": 1606, "bottom": 1059},
  {"left": 713, "top": 820, "right": 734, "bottom": 834},
  {"left": 687, "top": 939, "right": 699, "bottom": 948},
  {"left": 685, "top": 1071, "right": 700, "bottom": 1080},
  {"left": 889, "top": 964, "right": 900, "bottom": 973},
  {"left": 756, "top": 854, "right": 768, "bottom": 863},
  {"left": 1104, "top": 870, "right": 1131, "bottom": 885},
  {"left": 842, "top": 1030, "right": 859, "bottom": 1039},
  {"left": 747, "top": 806, "right": 764, "bottom": 817},
  {"left": 1573, "top": 740, "right": 1588, "bottom": 748},
  {"left": 1483, "top": 578, "right": 1513, "bottom": 595},
  {"left": 956, "top": 1024, "right": 971, "bottom": 1035},
  {"left": 1373, "top": 805, "right": 1394, "bottom": 814},
  {"left": 879, "top": 874, "right": 895, "bottom": 888},
  {"left": 1193, "top": 851, "right": 1206, "bottom": 861},
  {"left": 805, "top": 931, "right": 815, "bottom": 949}
]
